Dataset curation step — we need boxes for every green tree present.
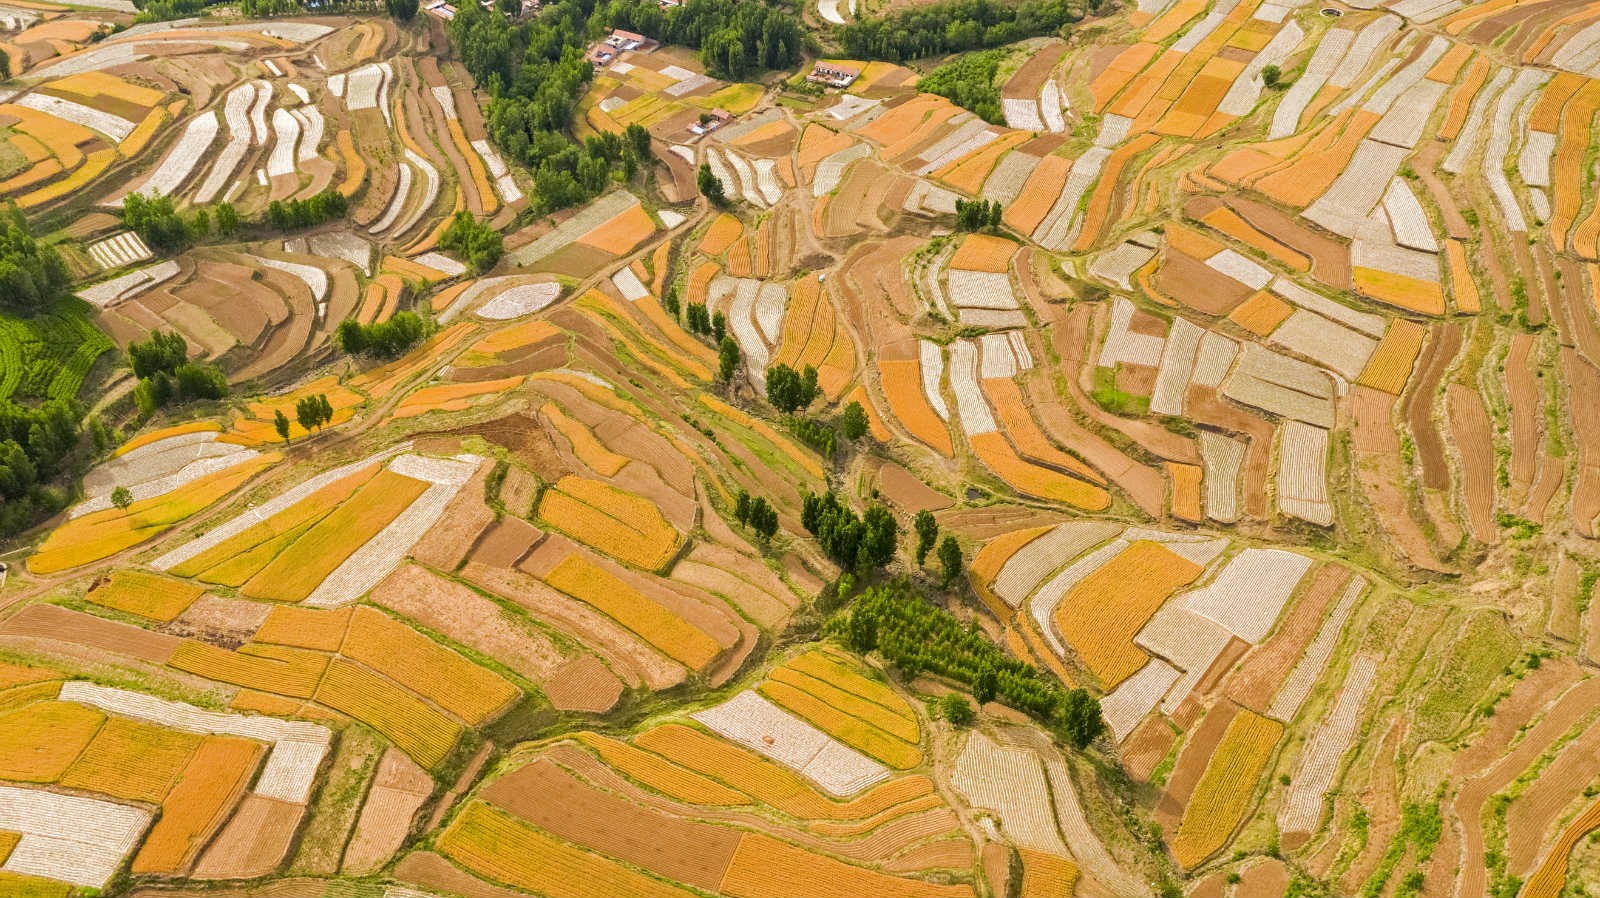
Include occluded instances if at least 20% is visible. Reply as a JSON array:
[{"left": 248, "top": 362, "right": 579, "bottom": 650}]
[
  {"left": 273, "top": 409, "right": 291, "bottom": 445},
  {"left": 1261, "top": 64, "right": 1282, "bottom": 88},
  {"left": 840, "top": 401, "right": 869, "bottom": 441},
  {"left": 914, "top": 509, "right": 938, "bottom": 565},
  {"left": 941, "top": 693, "right": 974, "bottom": 726},
  {"left": 295, "top": 396, "right": 320, "bottom": 434},
  {"left": 0, "top": 49, "right": 12, "bottom": 81},
  {"left": 110, "top": 485, "right": 132, "bottom": 509},
  {"left": 0, "top": 203, "right": 70, "bottom": 314},
  {"left": 440, "top": 211, "right": 504, "bottom": 273},
  {"left": 718, "top": 335, "right": 740, "bottom": 381},
  {"left": 698, "top": 163, "right": 726, "bottom": 206},
  {"left": 766, "top": 363, "right": 820, "bottom": 413},
  {"left": 215, "top": 203, "right": 240, "bottom": 235},
  {"left": 938, "top": 535, "right": 962, "bottom": 588},
  {"left": 386, "top": 0, "right": 419, "bottom": 19}
]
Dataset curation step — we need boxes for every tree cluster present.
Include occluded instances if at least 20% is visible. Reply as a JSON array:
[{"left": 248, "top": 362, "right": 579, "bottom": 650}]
[
  {"left": 697, "top": 163, "right": 727, "bottom": 206},
  {"left": 133, "top": 0, "right": 205, "bottom": 23},
  {"left": 718, "top": 335, "right": 740, "bottom": 381},
  {"left": 0, "top": 205, "right": 69, "bottom": 314},
  {"left": 335, "top": 310, "right": 429, "bottom": 358},
  {"left": 603, "top": 0, "right": 804, "bottom": 80},
  {"left": 839, "top": 579, "right": 1106, "bottom": 748},
  {"left": 733, "top": 488, "right": 779, "bottom": 539},
  {"left": 385, "top": 0, "right": 419, "bottom": 19},
  {"left": 0, "top": 399, "right": 81, "bottom": 535},
  {"left": 801, "top": 490, "right": 898, "bottom": 574},
  {"left": 128, "top": 331, "right": 228, "bottom": 416},
  {"left": 765, "top": 363, "right": 819, "bottom": 414},
  {"left": 789, "top": 416, "right": 836, "bottom": 457},
  {"left": 837, "top": 0, "right": 1089, "bottom": 61},
  {"left": 121, "top": 194, "right": 212, "bottom": 254},
  {"left": 684, "top": 302, "right": 723, "bottom": 340},
  {"left": 266, "top": 190, "right": 348, "bottom": 231},
  {"left": 918, "top": 51, "right": 1003, "bottom": 124},
  {"left": 955, "top": 198, "right": 1004, "bottom": 232},
  {"left": 296, "top": 394, "right": 335, "bottom": 433},
  {"left": 440, "top": 211, "right": 504, "bottom": 273},
  {"left": 448, "top": 2, "right": 655, "bottom": 215}
]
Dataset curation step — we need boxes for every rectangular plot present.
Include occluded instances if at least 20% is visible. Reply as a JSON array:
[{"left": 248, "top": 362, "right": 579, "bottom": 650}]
[{"left": 1182, "top": 548, "right": 1314, "bottom": 642}]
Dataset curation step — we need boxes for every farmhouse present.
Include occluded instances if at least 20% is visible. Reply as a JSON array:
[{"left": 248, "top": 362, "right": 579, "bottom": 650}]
[{"left": 807, "top": 62, "right": 859, "bottom": 88}]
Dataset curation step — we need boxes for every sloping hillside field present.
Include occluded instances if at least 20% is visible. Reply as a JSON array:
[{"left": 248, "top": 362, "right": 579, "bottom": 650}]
[{"left": 4, "top": 0, "right": 1600, "bottom": 894}]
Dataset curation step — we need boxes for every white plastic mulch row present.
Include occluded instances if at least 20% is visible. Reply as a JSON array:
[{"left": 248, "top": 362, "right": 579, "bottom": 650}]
[
  {"left": 919, "top": 243, "right": 953, "bottom": 318},
  {"left": 430, "top": 84, "right": 458, "bottom": 120},
  {"left": 1271, "top": 276, "right": 1385, "bottom": 337},
  {"left": 1551, "top": 18, "right": 1600, "bottom": 74},
  {"left": 133, "top": 111, "right": 218, "bottom": 199},
  {"left": 951, "top": 731, "right": 1069, "bottom": 854},
  {"left": 703, "top": 148, "right": 735, "bottom": 201},
  {"left": 257, "top": 256, "right": 330, "bottom": 303},
  {"left": 1149, "top": 316, "right": 1203, "bottom": 416},
  {"left": 977, "top": 331, "right": 1020, "bottom": 379},
  {"left": 903, "top": 179, "right": 960, "bottom": 215},
  {"left": 391, "top": 148, "right": 440, "bottom": 237},
  {"left": 818, "top": 0, "right": 846, "bottom": 24},
  {"left": 1124, "top": 528, "right": 1229, "bottom": 566},
  {"left": 1096, "top": 297, "right": 1165, "bottom": 369},
  {"left": 153, "top": 444, "right": 412, "bottom": 571},
  {"left": 1303, "top": 139, "right": 1410, "bottom": 237},
  {"left": 1087, "top": 238, "right": 1157, "bottom": 290},
  {"left": 1485, "top": 68, "right": 1552, "bottom": 233},
  {"left": 1221, "top": 344, "right": 1335, "bottom": 427},
  {"left": 982, "top": 150, "right": 1041, "bottom": 205},
  {"left": 813, "top": 142, "right": 868, "bottom": 196},
  {"left": 1002, "top": 98, "right": 1044, "bottom": 132},
  {"left": 1277, "top": 421, "right": 1334, "bottom": 526},
  {"left": 1443, "top": 67, "right": 1510, "bottom": 175},
  {"left": 1033, "top": 146, "right": 1110, "bottom": 250},
  {"left": 247, "top": 79, "right": 273, "bottom": 144},
  {"left": 284, "top": 80, "right": 307, "bottom": 103},
  {"left": 1206, "top": 248, "right": 1274, "bottom": 290},
  {"left": 74, "top": 442, "right": 258, "bottom": 519},
  {"left": 1171, "top": 0, "right": 1239, "bottom": 53},
  {"left": 1362, "top": 35, "right": 1447, "bottom": 116},
  {"left": 193, "top": 83, "right": 259, "bottom": 204},
  {"left": 990, "top": 521, "right": 1122, "bottom": 609},
  {"left": 1381, "top": 178, "right": 1438, "bottom": 252},
  {"left": 59, "top": 681, "right": 330, "bottom": 804},
  {"left": 1387, "top": 0, "right": 1460, "bottom": 22},
  {"left": 411, "top": 252, "right": 465, "bottom": 278},
  {"left": 1368, "top": 77, "right": 1446, "bottom": 149},
  {"left": 76, "top": 260, "right": 180, "bottom": 307},
  {"left": 369, "top": 162, "right": 414, "bottom": 235},
  {"left": 1520, "top": 129, "right": 1557, "bottom": 188},
  {"left": 1352, "top": 220, "right": 1440, "bottom": 282},
  {"left": 345, "top": 62, "right": 390, "bottom": 112},
  {"left": 87, "top": 231, "right": 152, "bottom": 271},
  {"left": 948, "top": 340, "right": 996, "bottom": 436},
  {"left": 470, "top": 139, "right": 522, "bottom": 203},
  {"left": 267, "top": 107, "right": 302, "bottom": 177},
  {"left": 611, "top": 267, "right": 650, "bottom": 301},
  {"left": 0, "top": 784, "right": 151, "bottom": 887},
  {"left": 1183, "top": 548, "right": 1314, "bottom": 643},
  {"left": 1245, "top": 347, "right": 1338, "bottom": 404},
  {"left": 752, "top": 158, "right": 782, "bottom": 206},
  {"left": 1198, "top": 430, "right": 1245, "bottom": 524},
  {"left": 475, "top": 281, "right": 561, "bottom": 320},
  {"left": 1135, "top": 602, "right": 1234, "bottom": 715},
  {"left": 1040, "top": 80, "right": 1067, "bottom": 133},
  {"left": 1277, "top": 653, "right": 1378, "bottom": 834},
  {"left": 1271, "top": 28, "right": 1353, "bottom": 139},
  {"left": 1216, "top": 20, "right": 1304, "bottom": 117},
  {"left": 724, "top": 150, "right": 765, "bottom": 207},
  {"left": 1189, "top": 330, "right": 1239, "bottom": 388},
  {"left": 1269, "top": 309, "right": 1376, "bottom": 382},
  {"left": 753, "top": 283, "right": 786, "bottom": 345},
  {"left": 693, "top": 690, "right": 890, "bottom": 796},
  {"left": 1102, "top": 658, "right": 1181, "bottom": 742},
  {"left": 916, "top": 124, "right": 998, "bottom": 176},
  {"left": 303, "top": 454, "right": 481, "bottom": 608},
  {"left": 1269, "top": 574, "right": 1368, "bottom": 722},
  {"left": 828, "top": 93, "right": 880, "bottom": 122},
  {"left": 947, "top": 269, "right": 1019, "bottom": 310},
  {"left": 295, "top": 105, "right": 325, "bottom": 162},
  {"left": 918, "top": 340, "right": 949, "bottom": 422},
  {"left": 724, "top": 278, "right": 770, "bottom": 391},
  {"left": 17, "top": 90, "right": 135, "bottom": 141}
]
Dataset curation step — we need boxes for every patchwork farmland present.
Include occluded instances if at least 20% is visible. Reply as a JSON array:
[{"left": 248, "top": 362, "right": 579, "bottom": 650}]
[{"left": 0, "top": 0, "right": 1597, "bottom": 892}]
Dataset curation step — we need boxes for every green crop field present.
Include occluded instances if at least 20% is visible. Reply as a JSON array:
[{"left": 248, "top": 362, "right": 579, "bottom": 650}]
[{"left": 0, "top": 298, "right": 113, "bottom": 405}]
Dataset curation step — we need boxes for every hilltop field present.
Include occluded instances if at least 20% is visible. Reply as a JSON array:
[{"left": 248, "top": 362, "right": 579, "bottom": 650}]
[{"left": 2, "top": 0, "right": 1600, "bottom": 895}]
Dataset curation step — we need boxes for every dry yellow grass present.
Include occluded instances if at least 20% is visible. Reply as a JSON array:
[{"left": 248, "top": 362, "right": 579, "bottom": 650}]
[
  {"left": 28, "top": 453, "right": 279, "bottom": 574},
  {"left": 118, "top": 107, "right": 165, "bottom": 157},
  {"left": 0, "top": 701, "right": 104, "bottom": 782},
  {"left": 20, "top": 147, "right": 114, "bottom": 209},
  {"left": 878, "top": 360, "right": 954, "bottom": 457},
  {"left": 241, "top": 468, "right": 429, "bottom": 602},
  {"left": 392, "top": 375, "right": 523, "bottom": 418},
  {"left": 969, "top": 525, "right": 1055, "bottom": 586},
  {"left": 133, "top": 735, "right": 263, "bottom": 874},
  {"left": 1199, "top": 206, "right": 1309, "bottom": 272},
  {"left": 59, "top": 716, "right": 200, "bottom": 802},
  {"left": 171, "top": 462, "right": 381, "bottom": 584},
  {"left": 544, "top": 553, "right": 719, "bottom": 670},
  {"left": 578, "top": 202, "right": 655, "bottom": 255},
  {"left": 935, "top": 131, "right": 1029, "bottom": 196},
  {"left": 575, "top": 732, "right": 750, "bottom": 806},
  {"left": 114, "top": 421, "right": 220, "bottom": 456},
  {"left": 970, "top": 432, "right": 1111, "bottom": 510},
  {"left": 699, "top": 213, "right": 743, "bottom": 256},
  {"left": 252, "top": 606, "right": 351, "bottom": 652},
  {"left": 168, "top": 641, "right": 327, "bottom": 699},
  {"left": 1171, "top": 709, "right": 1282, "bottom": 867},
  {"left": 757, "top": 679, "right": 923, "bottom": 769},
  {"left": 787, "top": 650, "right": 917, "bottom": 723},
  {"left": 1444, "top": 239, "right": 1480, "bottom": 313},
  {"left": 441, "top": 801, "right": 701, "bottom": 898},
  {"left": 1357, "top": 319, "right": 1427, "bottom": 394},
  {"left": 947, "top": 234, "right": 1018, "bottom": 273},
  {"left": 1052, "top": 541, "right": 1203, "bottom": 688},
  {"left": 1228, "top": 291, "right": 1293, "bottom": 336},
  {"left": 634, "top": 724, "right": 934, "bottom": 821},
  {"left": 229, "top": 378, "right": 364, "bottom": 444},
  {"left": 315, "top": 658, "right": 462, "bottom": 769},
  {"left": 1353, "top": 267, "right": 1446, "bottom": 316},
  {"left": 719, "top": 832, "right": 973, "bottom": 898},
  {"left": 542, "top": 403, "right": 628, "bottom": 476},
  {"left": 86, "top": 569, "right": 205, "bottom": 622},
  {"left": 1167, "top": 462, "right": 1202, "bottom": 522},
  {"left": 342, "top": 606, "right": 520, "bottom": 724},
  {"left": 1017, "top": 848, "right": 1078, "bottom": 898},
  {"left": 537, "top": 475, "right": 682, "bottom": 570},
  {"left": 768, "top": 664, "right": 917, "bottom": 742},
  {"left": 336, "top": 129, "right": 366, "bottom": 197},
  {"left": 464, "top": 319, "right": 562, "bottom": 359}
]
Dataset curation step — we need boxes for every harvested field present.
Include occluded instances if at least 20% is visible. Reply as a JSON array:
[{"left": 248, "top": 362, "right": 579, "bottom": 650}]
[
  {"left": 537, "top": 476, "right": 682, "bottom": 570},
  {"left": 544, "top": 552, "right": 720, "bottom": 671},
  {"left": 86, "top": 570, "right": 204, "bottom": 622},
  {"left": 341, "top": 607, "right": 520, "bottom": 724},
  {"left": 1052, "top": 540, "right": 1203, "bottom": 688}
]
